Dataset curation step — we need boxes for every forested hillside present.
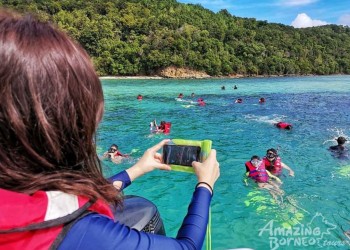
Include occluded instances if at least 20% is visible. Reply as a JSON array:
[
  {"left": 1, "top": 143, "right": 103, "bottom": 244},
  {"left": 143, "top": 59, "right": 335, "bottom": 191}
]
[{"left": 1, "top": 0, "right": 350, "bottom": 76}]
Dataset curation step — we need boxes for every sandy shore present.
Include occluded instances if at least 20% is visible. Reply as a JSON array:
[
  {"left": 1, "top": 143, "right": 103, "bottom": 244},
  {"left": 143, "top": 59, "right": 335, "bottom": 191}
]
[
  {"left": 99, "top": 74, "right": 343, "bottom": 80},
  {"left": 98, "top": 75, "right": 281, "bottom": 80},
  {"left": 99, "top": 76, "right": 164, "bottom": 80}
]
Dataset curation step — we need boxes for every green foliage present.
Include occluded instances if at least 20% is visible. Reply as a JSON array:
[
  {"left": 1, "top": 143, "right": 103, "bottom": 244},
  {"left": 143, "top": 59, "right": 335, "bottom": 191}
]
[{"left": 2, "top": 0, "right": 350, "bottom": 76}]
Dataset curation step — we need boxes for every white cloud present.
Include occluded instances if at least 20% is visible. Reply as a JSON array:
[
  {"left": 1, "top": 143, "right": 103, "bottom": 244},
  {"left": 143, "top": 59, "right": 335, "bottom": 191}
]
[
  {"left": 279, "top": 0, "right": 318, "bottom": 7},
  {"left": 338, "top": 14, "right": 350, "bottom": 26},
  {"left": 291, "top": 13, "right": 328, "bottom": 28}
]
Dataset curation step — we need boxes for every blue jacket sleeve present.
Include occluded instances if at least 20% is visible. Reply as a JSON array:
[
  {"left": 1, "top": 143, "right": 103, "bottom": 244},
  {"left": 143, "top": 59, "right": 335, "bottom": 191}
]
[
  {"left": 58, "top": 187, "right": 211, "bottom": 250},
  {"left": 107, "top": 170, "right": 131, "bottom": 190}
]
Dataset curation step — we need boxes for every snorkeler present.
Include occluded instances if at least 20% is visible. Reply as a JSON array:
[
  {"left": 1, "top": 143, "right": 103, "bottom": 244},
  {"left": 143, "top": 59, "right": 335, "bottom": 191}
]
[
  {"left": 263, "top": 148, "right": 295, "bottom": 176},
  {"left": 103, "top": 144, "right": 129, "bottom": 163},
  {"left": 158, "top": 121, "right": 166, "bottom": 132},
  {"left": 259, "top": 97, "right": 265, "bottom": 103},
  {"left": 275, "top": 122, "right": 292, "bottom": 130},
  {"left": 158, "top": 121, "right": 171, "bottom": 134},
  {"left": 150, "top": 120, "right": 171, "bottom": 134},
  {"left": 244, "top": 155, "right": 284, "bottom": 199},
  {"left": 197, "top": 98, "right": 206, "bottom": 106},
  {"left": 235, "top": 98, "right": 243, "bottom": 103},
  {"left": 329, "top": 136, "right": 347, "bottom": 151},
  {"left": 329, "top": 136, "right": 349, "bottom": 159}
]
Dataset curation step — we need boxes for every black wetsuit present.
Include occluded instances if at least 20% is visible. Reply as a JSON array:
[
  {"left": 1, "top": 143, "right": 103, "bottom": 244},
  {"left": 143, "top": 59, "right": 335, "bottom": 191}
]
[{"left": 329, "top": 145, "right": 349, "bottom": 159}]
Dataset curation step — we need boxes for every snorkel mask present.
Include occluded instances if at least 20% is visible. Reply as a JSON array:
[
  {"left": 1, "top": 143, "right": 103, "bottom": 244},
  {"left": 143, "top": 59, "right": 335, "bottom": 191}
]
[
  {"left": 108, "top": 147, "right": 117, "bottom": 153},
  {"left": 250, "top": 155, "right": 262, "bottom": 168},
  {"left": 251, "top": 159, "right": 262, "bottom": 167},
  {"left": 266, "top": 148, "right": 278, "bottom": 160},
  {"left": 266, "top": 152, "right": 277, "bottom": 161}
]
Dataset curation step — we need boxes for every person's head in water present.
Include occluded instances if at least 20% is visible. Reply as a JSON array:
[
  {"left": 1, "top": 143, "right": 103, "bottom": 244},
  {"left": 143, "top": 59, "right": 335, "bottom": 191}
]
[
  {"left": 285, "top": 125, "right": 292, "bottom": 130},
  {"left": 259, "top": 97, "right": 265, "bottom": 103},
  {"left": 329, "top": 136, "right": 347, "bottom": 154},
  {"left": 266, "top": 148, "right": 278, "bottom": 161},
  {"left": 250, "top": 155, "right": 261, "bottom": 167},
  {"left": 108, "top": 144, "right": 119, "bottom": 153},
  {"left": 159, "top": 121, "right": 166, "bottom": 129},
  {"left": 0, "top": 10, "right": 119, "bottom": 204},
  {"left": 337, "top": 136, "right": 347, "bottom": 145}
]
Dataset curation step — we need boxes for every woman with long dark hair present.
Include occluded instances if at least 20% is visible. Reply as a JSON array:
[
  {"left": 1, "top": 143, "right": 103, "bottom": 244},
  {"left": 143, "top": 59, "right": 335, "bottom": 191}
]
[{"left": 0, "top": 10, "right": 220, "bottom": 249}]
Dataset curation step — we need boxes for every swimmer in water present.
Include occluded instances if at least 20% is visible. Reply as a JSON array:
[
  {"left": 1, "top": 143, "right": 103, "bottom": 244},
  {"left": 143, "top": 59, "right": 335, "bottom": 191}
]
[
  {"left": 329, "top": 136, "right": 349, "bottom": 159},
  {"left": 244, "top": 155, "right": 284, "bottom": 201},
  {"left": 263, "top": 148, "right": 295, "bottom": 177},
  {"left": 103, "top": 144, "right": 129, "bottom": 164},
  {"left": 275, "top": 122, "right": 292, "bottom": 130}
]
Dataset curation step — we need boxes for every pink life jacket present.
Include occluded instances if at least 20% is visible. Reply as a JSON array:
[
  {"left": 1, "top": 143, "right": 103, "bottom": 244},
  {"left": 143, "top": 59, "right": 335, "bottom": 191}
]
[
  {"left": 0, "top": 188, "right": 113, "bottom": 250},
  {"left": 245, "top": 161, "right": 269, "bottom": 183}
]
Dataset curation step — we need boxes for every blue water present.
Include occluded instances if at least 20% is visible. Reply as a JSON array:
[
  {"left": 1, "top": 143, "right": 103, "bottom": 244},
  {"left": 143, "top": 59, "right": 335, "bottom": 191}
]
[{"left": 97, "top": 76, "right": 350, "bottom": 250}]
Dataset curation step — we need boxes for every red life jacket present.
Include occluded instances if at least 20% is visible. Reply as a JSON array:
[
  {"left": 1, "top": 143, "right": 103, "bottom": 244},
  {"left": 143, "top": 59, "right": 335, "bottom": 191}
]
[
  {"left": 0, "top": 188, "right": 113, "bottom": 250},
  {"left": 263, "top": 156, "right": 282, "bottom": 175},
  {"left": 114, "top": 151, "right": 124, "bottom": 157},
  {"left": 164, "top": 122, "right": 171, "bottom": 134},
  {"left": 245, "top": 161, "right": 269, "bottom": 183},
  {"left": 276, "top": 122, "right": 292, "bottom": 129}
]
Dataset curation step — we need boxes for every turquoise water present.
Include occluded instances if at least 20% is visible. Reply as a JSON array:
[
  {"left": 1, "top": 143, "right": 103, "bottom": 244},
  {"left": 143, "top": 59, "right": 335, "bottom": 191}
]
[{"left": 97, "top": 76, "right": 350, "bottom": 250}]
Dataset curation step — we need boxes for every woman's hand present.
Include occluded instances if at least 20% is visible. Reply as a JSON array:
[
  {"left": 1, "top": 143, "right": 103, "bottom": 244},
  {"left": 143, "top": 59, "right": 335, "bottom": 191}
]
[
  {"left": 126, "top": 139, "right": 171, "bottom": 182},
  {"left": 192, "top": 149, "right": 220, "bottom": 193}
]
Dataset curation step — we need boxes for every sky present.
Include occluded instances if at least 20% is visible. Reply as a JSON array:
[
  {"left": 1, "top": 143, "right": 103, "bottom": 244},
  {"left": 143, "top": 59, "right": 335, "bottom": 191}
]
[{"left": 177, "top": 0, "right": 350, "bottom": 28}]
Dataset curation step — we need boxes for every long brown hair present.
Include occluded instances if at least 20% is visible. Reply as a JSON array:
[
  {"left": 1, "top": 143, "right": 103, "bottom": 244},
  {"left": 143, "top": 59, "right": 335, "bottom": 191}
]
[{"left": 0, "top": 10, "right": 121, "bottom": 205}]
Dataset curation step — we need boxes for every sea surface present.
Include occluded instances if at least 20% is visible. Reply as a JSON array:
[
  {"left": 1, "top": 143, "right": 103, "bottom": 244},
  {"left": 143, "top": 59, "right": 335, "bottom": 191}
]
[{"left": 97, "top": 75, "right": 350, "bottom": 250}]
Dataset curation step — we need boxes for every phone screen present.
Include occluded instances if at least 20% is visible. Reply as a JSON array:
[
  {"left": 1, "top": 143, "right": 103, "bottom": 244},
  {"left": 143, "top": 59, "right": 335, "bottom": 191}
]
[{"left": 163, "top": 145, "right": 201, "bottom": 167}]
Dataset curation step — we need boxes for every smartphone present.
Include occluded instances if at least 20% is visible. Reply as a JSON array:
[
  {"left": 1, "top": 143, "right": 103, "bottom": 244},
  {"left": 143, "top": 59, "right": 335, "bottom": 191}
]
[{"left": 163, "top": 145, "right": 201, "bottom": 167}]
